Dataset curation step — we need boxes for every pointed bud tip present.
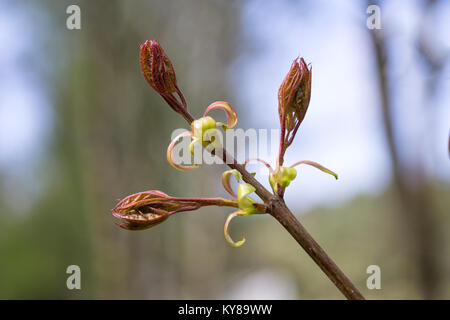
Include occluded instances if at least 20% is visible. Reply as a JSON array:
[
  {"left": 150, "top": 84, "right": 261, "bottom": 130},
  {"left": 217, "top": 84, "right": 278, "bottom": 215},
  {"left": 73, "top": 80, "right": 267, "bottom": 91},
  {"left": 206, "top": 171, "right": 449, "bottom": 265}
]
[
  {"left": 278, "top": 56, "right": 313, "bottom": 141},
  {"left": 139, "top": 39, "right": 187, "bottom": 113}
]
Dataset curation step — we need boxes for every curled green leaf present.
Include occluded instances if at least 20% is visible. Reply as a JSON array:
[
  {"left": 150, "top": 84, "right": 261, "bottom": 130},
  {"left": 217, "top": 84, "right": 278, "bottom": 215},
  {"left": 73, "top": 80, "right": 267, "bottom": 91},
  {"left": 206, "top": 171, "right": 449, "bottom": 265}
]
[
  {"left": 166, "top": 131, "right": 198, "bottom": 171},
  {"left": 290, "top": 160, "right": 338, "bottom": 180},
  {"left": 269, "top": 167, "right": 297, "bottom": 193},
  {"left": 237, "top": 183, "right": 258, "bottom": 215},
  {"left": 242, "top": 158, "right": 274, "bottom": 174},
  {"left": 224, "top": 211, "right": 247, "bottom": 247},
  {"left": 203, "top": 101, "right": 238, "bottom": 130},
  {"left": 221, "top": 169, "right": 243, "bottom": 198}
]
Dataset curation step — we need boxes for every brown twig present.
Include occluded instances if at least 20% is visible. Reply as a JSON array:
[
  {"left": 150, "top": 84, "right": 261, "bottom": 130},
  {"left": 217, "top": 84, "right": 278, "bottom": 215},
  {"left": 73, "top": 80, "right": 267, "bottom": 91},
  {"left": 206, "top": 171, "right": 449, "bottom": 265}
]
[
  {"left": 183, "top": 110, "right": 365, "bottom": 300},
  {"left": 141, "top": 40, "right": 364, "bottom": 299}
]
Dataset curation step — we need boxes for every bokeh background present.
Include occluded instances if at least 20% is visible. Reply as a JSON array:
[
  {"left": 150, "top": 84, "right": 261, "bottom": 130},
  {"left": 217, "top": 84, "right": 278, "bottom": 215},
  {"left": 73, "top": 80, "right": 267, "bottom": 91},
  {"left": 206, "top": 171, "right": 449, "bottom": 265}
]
[{"left": 0, "top": 0, "right": 449, "bottom": 299}]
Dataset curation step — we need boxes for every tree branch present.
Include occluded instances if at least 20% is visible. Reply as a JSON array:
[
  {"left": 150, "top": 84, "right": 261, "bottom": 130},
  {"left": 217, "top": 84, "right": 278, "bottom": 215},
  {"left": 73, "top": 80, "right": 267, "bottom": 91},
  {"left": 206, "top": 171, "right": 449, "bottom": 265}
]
[{"left": 187, "top": 113, "right": 365, "bottom": 300}]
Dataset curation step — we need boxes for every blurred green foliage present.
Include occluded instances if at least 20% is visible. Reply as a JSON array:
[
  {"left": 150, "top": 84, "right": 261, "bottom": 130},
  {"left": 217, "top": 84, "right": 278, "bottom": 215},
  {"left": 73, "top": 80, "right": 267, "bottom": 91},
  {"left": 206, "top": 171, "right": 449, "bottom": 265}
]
[{"left": 0, "top": 0, "right": 448, "bottom": 299}]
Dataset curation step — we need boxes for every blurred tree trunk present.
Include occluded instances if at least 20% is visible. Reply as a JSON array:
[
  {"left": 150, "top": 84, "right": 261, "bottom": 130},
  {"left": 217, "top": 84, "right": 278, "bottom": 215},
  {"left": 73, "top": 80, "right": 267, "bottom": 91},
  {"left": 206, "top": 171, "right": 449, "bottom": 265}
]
[
  {"left": 369, "top": 2, "right": 442, "bottom": 297},
  {"left": 48, "top": 0, "right": 237, "bottom": 298}
]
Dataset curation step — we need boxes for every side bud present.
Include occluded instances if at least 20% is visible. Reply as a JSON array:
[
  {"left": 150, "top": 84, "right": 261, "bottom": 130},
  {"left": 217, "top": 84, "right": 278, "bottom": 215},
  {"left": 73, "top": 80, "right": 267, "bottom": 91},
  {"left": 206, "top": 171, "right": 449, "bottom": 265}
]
[
  {"left": 112, "top": 190, "right": 240, "bottom": 231},
  {"left": 191, "top": 116, "right": 218, "bottom": 147},
  {"left": 112, "top": 190, "right": 198, "bottom": 230},
  {"left": 269, "top": 167, "right": 297, "bottom": 193}
]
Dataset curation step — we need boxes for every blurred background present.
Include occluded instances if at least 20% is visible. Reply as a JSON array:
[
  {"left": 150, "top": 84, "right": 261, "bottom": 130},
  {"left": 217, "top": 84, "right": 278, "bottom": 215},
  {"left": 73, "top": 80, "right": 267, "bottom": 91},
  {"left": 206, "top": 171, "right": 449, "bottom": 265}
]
[{"left": 0, "top": 0, "right": 449, "bottom": 299}]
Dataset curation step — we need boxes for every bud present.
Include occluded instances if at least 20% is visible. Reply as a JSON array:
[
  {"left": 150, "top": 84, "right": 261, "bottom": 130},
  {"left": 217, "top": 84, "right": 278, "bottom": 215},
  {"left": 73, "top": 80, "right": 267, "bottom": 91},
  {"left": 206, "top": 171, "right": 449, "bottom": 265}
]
[
  {"left": 166, "top": 101, "right": 238, "bottom": 171},
  {"left": 269, "top": 167, "right": 297, "bottom": 193},
  {"left": 112, "top": 190, "right": 195, "bottom": 230},
  {"left": 140, "top": 40, "right": 187, "bottom": 115},
  {"left": 278, "top": 57, "right": 312, "bottom": 131},
  {"left": 277, "top": 58, "right": 312, "bottom": 171},
  {"left": 140, "top": 40, "right": 175, "bottom": 93},
  {"left": 191, "top": 116, "right": 217, "bottom": 147},
  {"left": 111, "top": 190, "right": 239, "bottom": 230}
]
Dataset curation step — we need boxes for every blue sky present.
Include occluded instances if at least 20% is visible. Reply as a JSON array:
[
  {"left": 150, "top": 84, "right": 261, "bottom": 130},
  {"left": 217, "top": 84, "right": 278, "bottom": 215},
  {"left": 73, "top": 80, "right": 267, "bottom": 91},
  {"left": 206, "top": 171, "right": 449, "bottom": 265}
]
[
  {"left": 0, "top": 0, "right": 448, "bottom": 212},
  {"left": 0, "top": 2, "right": 52, "bottom": 169},
  {"left": 230, "top": 0, "right": 450, "bottom": 210}
]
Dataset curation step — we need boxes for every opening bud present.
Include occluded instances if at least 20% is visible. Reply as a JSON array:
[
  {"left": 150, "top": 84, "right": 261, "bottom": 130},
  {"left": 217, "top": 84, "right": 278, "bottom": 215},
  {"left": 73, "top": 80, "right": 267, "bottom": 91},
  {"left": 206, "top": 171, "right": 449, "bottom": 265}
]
[
  {"left": 269, "top": 167, "right": 297, "bottom": 193},
  {"left": 111, "top": 190, "right": 198, "bottom": 230}
]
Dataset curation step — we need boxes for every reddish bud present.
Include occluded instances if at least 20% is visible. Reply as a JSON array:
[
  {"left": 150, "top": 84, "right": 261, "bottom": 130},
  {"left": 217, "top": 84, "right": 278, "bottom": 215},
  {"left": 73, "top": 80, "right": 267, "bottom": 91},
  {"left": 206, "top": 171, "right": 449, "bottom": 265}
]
[
  {"left": 277, "top": 58, "right": 312, "bottom": 171},
  {"left": 140, "top": 40, "right": 187, "bottom": 116},
  {"left": 112, "top": 190, "right": 197, "bottom": 230},
  {"left": 140, "top": 40, "right": 175, "bottom": 93},
  {"left": 278, "top": 57, "right": 312, "bottom": 132},
  {"left": 112, "top": 190, "right": 239, "bottom": 230}
]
